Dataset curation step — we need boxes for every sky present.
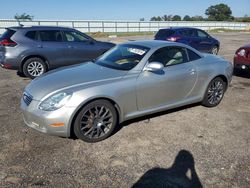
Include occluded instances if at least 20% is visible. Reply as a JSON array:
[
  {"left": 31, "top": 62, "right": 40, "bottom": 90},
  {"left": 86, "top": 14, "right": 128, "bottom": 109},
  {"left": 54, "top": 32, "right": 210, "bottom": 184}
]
[{"left": 0, "top": 0, "right": 249, "bottom": 20}]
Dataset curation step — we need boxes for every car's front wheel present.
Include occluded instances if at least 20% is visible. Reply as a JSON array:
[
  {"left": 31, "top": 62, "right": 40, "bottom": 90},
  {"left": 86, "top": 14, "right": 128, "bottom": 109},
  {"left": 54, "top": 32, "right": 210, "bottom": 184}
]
[
  {"left": 74, "top": 100, "right": 118, "bottom": 142},
  {"left": 202, "top": 77, "right": 226, "bottom": 107},
  {"left": 23, "top": 57, "right": 47, "bottom": 79}
]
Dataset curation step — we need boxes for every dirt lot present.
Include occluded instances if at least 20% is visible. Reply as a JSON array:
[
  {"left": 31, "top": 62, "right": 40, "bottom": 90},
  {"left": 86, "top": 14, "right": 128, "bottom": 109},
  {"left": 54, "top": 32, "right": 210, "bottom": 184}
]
[{"left": 0, "top": 32, "right": 250, "bottom": 188}]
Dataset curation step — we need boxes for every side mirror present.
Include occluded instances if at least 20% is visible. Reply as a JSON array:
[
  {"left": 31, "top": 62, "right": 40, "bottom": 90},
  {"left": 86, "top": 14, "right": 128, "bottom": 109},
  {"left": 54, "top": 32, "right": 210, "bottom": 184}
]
[{"left": 144, "top": 62, "right": 164, "bottom": 72}]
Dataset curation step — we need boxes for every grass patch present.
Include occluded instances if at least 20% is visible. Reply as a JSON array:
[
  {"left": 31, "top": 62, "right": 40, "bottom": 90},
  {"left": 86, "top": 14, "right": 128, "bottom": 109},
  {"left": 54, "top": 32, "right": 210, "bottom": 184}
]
[
  {"left": 208, "top": 28, "right": 249, "bottom": 33},
  {"left": 88, "top": 31, "right": 155, "bottom": 38}
]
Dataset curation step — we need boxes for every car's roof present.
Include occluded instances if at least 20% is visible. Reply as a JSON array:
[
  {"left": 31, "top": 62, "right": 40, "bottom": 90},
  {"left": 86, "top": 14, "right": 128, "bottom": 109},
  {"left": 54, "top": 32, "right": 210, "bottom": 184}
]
[
  {"left": 8, "top": 25, "right": 73, "bottom": 31},
  {"left": 121, "top": 40, "right": 182, "bottom": 48},
  {"left": 159, "top": 27, "right": 200, "bottom": 31}
]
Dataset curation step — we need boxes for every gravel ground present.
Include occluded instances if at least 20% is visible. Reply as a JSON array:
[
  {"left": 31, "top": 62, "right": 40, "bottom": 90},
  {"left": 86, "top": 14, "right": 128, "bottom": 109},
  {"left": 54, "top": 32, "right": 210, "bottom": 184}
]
[{"left": 0, "top": 32, "right": 250, "bottom": 188}]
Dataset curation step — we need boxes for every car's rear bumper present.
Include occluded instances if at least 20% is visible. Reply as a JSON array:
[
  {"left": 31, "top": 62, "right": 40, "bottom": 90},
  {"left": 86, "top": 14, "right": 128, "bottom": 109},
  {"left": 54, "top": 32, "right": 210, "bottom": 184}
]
[
  {"left": 0, "top": 59, "right": 20, "bottom": 70},
  {"left": 234, "top": 61, "right": 250, "bottom": 70}
]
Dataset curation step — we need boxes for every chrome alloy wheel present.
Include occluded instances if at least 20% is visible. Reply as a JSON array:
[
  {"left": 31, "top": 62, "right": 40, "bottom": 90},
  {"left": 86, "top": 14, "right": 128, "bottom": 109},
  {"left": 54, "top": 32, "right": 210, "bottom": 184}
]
[
  {"left": 207, "top": 80, "right": 224, "bottom": 105},
  {"left": 27, "top": 61, "right": 45, "bottom": 77},
  {"left": 80, "top": 105, "right": 113, "bottom": 139}
]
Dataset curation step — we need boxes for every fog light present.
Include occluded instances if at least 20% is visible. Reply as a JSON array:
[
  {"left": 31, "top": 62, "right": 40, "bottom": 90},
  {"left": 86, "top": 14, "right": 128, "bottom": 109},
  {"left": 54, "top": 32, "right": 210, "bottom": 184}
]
[
  {"left": 242, "top": 65, "right": 246, "bottom": 69},
  {"left": 50, "top": 122, "right": 65, "bottom": 127}
]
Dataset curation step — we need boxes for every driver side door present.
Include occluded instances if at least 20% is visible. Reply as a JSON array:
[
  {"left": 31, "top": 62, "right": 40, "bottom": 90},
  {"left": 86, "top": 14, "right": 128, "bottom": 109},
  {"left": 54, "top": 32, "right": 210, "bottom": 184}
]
[{"left": 136, "top": 46, "right": 197, "bottom": 111}]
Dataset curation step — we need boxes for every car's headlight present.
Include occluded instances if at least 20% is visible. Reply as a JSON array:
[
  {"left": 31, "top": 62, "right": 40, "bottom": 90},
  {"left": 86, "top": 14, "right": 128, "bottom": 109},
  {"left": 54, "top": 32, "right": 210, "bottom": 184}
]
[{"left": 38, "top": 92, "right": 72, "bottom": 111}]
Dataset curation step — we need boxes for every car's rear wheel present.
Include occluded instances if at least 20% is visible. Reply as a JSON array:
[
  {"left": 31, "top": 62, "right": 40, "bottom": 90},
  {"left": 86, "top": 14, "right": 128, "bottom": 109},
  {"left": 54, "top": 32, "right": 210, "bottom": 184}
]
[
  {"left": 74, "top": 100, "right": 117, "bottom": 142},
  {"left": 211, "top": 46, "right": 219, "bottom": 55},
  {"left": 202, "top": 77, "right": 226, "bottom": 107},
  {"left": 23, "top": 57, "right": 47, "bottom": 79}
]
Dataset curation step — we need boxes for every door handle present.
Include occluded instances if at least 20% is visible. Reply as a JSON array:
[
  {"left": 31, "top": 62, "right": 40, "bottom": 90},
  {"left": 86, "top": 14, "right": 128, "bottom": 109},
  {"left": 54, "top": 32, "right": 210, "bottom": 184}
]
[
  {"left": 189, "top": 69, "right": 196, "bottom": 75},
  {"left": 68, "top": 45, "right": 74, "bottom": 49},
  {"left": 37, "top": 45, "right": 43, "bottom": 48}
]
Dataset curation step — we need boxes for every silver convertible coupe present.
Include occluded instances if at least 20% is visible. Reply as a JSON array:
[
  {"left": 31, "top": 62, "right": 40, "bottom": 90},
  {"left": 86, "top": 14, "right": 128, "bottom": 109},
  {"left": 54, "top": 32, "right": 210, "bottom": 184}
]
[{"left": 21, "top": 40, "right": 233, "bottom": 142}]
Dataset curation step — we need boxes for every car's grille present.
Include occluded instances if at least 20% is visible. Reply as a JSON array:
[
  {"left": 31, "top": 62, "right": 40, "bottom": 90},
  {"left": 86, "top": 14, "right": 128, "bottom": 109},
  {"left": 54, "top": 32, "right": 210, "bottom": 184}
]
[{"left": 23, "top": 93, "right": 33, "bottom": 106}]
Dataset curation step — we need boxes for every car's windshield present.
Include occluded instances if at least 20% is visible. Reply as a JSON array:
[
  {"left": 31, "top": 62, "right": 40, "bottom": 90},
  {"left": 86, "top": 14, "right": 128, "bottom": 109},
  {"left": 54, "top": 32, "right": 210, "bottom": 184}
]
[{"left": 95, "top": 44, "right": 149, "bottom": 71}]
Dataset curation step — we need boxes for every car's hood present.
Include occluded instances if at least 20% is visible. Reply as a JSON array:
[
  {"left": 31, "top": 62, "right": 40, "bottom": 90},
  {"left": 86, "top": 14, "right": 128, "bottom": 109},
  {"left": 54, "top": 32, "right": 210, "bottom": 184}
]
[{"left": 25, "top": 62, "right": 128, "bottom": 100}]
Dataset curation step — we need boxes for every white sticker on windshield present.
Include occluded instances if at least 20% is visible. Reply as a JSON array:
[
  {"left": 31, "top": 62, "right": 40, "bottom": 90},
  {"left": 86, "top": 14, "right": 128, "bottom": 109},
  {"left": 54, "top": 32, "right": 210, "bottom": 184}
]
[{"left": 127, "top": 48, "right": 146, "bottom": 55}]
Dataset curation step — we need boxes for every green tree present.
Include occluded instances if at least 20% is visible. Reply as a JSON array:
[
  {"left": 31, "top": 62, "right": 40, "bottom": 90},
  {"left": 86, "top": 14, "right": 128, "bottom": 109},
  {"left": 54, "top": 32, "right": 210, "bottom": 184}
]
[
  {"left": 14, "top": 13, "right": 34, "bottom": 21},
  {"left": 205, "top": 3, "right": 233, "bottom": 21},
  {"left": 191, "top": 15, "right": 204, "bottom": 21},
  {"left": 140, "top": 18, "right": 145, "bottom": 21},
  {"left": 172, "top": 15, "right": 181, "bottom": 21},
  {"left": 162, "top": 15, "right": 172, "bottom": 21},
  {"left": 183, "top": 15, "right": 191, "bottom": 21},
  {"left": 150, "top": 16, "right": 162, "bottom": 21}
]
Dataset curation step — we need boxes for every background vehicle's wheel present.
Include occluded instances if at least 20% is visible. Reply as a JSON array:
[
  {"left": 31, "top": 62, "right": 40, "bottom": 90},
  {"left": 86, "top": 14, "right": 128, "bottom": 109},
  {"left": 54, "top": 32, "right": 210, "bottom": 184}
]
[
  {"left": 211, "top": 46, "right": 219, "bottom": 55},
  {"left": 23, "top": 57, "right": 47, "bottom": 79},
  {"left": 74, "top": 100, "right": 118, "bottom": 142},
  {"left": 202, "top": 77, "right": 226, "bottom": 107}
]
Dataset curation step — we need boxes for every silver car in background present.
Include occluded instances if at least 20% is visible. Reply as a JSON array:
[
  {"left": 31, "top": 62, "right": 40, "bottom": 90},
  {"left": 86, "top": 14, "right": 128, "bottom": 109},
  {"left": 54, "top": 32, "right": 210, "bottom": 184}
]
[
  {"left": 21, "top": 40, "right": 233, "bottom": 142},
  {"left": 0, "top": 26, "right": 115, "bottom": 78}
]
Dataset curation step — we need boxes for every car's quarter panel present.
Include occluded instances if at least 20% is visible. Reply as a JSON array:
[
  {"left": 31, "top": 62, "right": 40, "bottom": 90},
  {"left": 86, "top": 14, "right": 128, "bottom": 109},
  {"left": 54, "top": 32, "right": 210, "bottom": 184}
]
[
  {"left": 136, "top": 62, "right": 197, "bottom": 111},
  {"left": 190, "top": 54, "right": 233, "bottom": 98}
]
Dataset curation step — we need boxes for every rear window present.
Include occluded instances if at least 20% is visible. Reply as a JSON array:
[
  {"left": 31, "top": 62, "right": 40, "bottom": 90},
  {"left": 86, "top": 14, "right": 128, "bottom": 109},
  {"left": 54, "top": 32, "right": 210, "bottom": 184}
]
[
  {"left": 39, "top": 30, "right": 63, "bottom": 42},
  {"left": 155, "top": 29, "right": 175, "bottom": 38},
  {"left": 0, "top": 29, "right": 16, "bottom": 40},
  {"left": 25, "top": 31, "right": 38, "bottom": 40}
]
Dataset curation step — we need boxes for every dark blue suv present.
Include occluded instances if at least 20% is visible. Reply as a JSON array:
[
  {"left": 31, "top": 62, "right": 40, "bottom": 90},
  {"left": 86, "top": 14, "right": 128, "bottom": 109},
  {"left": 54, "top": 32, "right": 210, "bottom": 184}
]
[{"left": 155, "top": 27, "right": 220, "bottom": 54}]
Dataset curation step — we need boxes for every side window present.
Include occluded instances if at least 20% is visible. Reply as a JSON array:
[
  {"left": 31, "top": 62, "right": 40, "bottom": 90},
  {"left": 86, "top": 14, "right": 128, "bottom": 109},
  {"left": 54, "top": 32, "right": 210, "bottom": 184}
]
[
  {"left": 149, "top": 47, "right": 188, "bottom": 67},
  {"left": 64, "top": 31, "right": 89, "bottom": 42},
  {"left": 187, "top": 49, "right": 201, "bottom": 61},
  {"left": 189, "top": 29, "right": 198, "bottom": 37},
  {"left": 197, "top": 30, "right": 208, "bottom": 38},
  {"left": 179, "top": 29, "right": 189, "bottom": 37},
  {"left": 25, "top": 31, "right": 38, "bottom": 40},
  {"left": 39, "top": 30, "right": 63, "bottom": 42}
]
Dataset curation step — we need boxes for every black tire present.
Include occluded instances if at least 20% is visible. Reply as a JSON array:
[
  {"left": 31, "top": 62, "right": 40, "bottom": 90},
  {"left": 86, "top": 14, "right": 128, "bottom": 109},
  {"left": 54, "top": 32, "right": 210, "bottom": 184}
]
[
  {"left": 23, "top": 57, "right": 47, "bottom": 79},
  {"left": 74, "top": 100, "right": 118, "bottom": 142},
  {"left": 202, "top": 77, "right": 226, "bottom": 107},
  {"left": 211, "top": 46, "right": 219, "bottom": 55}
]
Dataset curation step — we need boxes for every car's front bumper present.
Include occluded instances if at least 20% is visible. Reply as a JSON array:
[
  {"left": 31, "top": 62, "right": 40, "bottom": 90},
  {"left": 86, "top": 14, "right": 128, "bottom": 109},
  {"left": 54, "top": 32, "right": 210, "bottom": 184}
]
[{"left": 20, "top": 98, "right": 76, "bottom": 137}]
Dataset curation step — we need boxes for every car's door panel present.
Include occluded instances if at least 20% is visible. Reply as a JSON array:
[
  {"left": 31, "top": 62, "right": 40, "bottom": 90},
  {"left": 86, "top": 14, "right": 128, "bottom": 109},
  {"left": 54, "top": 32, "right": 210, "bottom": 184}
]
[
  {"left": 136, "top": 46, "right": 197, "bottom": 111},
  {"left": 37, "top": 30, "right": 69, "bottom": 68},
  {"left": 63, "top": 30, "right": 104, "bottom": 65},
  {"left": 136, "top": 62, "right": 197, "bottom": 111}
]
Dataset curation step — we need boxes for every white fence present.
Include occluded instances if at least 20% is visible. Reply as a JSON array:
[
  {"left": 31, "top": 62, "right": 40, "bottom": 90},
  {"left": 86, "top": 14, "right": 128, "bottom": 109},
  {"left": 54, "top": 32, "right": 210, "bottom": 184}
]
[{"left": 0, "top": 19, "right": 249, "bottom": 34}]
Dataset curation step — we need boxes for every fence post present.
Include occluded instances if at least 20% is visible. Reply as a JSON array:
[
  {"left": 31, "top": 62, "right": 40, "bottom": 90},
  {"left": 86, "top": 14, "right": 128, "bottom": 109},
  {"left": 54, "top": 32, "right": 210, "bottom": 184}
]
[
  {"left": 102, "top": 21, "right": 104, "bottom": 33},
  {"left": 88, "top": 21, "right": 90, "bottom": 33},
  {"left": 115, "top": 22, "right": 117, "bottom": 33}
]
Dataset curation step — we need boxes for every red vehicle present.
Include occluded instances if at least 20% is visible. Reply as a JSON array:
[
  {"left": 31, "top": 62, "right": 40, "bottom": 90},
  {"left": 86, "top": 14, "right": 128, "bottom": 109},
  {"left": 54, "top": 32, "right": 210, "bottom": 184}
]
[{"left": 234, "top": 44, "right": 250, "bottom": 71}]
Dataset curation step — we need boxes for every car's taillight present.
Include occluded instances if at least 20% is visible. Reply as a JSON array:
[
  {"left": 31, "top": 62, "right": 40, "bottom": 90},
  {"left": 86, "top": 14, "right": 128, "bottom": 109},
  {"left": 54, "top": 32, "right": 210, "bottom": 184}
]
[
  {"left": 167, "top": 36, "right": 181, "bottom": 42},
  {"left": 0, "top": 39, "right": 17, "bottom": 47},
  {"left": 237, "top": 49, "right": 246, "bottom": 57}
]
